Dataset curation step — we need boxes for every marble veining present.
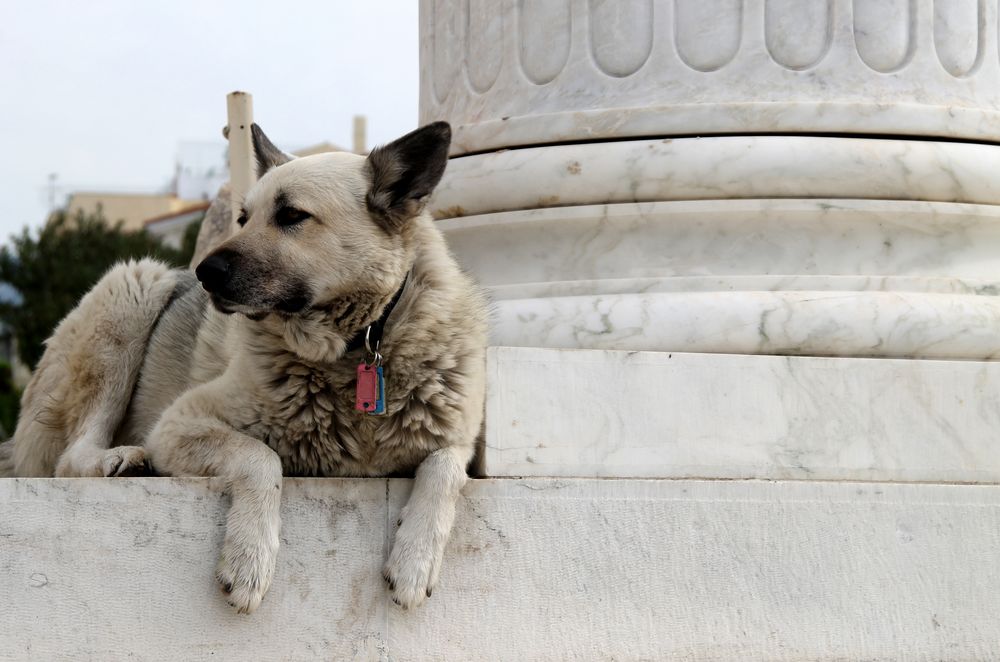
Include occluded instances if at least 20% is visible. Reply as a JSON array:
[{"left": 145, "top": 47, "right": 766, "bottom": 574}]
[
  {"left": 853, "top": 0, "right": 915, "bottom": 72},
  {"left": 486, "top": 276, "right": 1000, "bottom": 301},
  {"left": 490, "top": 290, "right": 1000, "bottom": 359},
  {"left": 765, "top": 0, "right": 833, "bottom": 70},
  {"left": 430, "top": 0, "right": 465, "bottom": 105},
  {"left": 438, "top": 198, "right": 1000, "bottom": 356},
  {"left": 518, "top": 0, "right": 572, "bottom": 84},
  {"left": 431, "top": 137, "right": 1000, "bottom": 218},
  {"left": 7, "top": 477, "right": 1000, "bottom": 659},
  {"left": 588, "top": 0, "right": 654, "bottom": 77},
  {"left": 437, "top": 200, "right": 1000, "bottom": 287},
  {"left": 485, "top": 346, "right": 1000, "bottom": 482},
  {"left": 674, "top": 0, "right": 743, "bottom": 72},
  {"left": 934, "top": 0, "right": 983, "bottom": 77},
  {"left": 420, "top": 0, "right": 1000, "bottom": 154},
  {"left": 467, "top": 0, "right": 503, "bottom": 93}
]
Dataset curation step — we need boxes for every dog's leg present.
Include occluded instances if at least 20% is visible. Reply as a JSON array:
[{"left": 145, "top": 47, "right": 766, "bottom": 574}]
[
  {"left": 12, "top": 260, "right": 176, "bottom": 477},
  {"left": 383, "top": 443, "right": 474, "bottom": 608},
  {"left": 145, "top": 382, "right": 283, "bottom": 614}
]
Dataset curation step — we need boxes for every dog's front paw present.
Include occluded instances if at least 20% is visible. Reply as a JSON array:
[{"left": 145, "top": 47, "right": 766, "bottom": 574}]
[
  {"left": 383, "top": 518, "right": 443, "bottom": 609},
  {"left": 216, "top": 531, "right": 278, "bottom": 614},
  {"left": 55, "top": 444, "right": 150, "bottom": 477},
  {"left": 101, "top": 446, "right": 150, "bottom": 477}
]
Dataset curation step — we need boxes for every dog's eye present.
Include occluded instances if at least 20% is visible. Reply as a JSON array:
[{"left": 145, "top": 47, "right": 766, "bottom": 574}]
[
  {"left": 237, "top": 213, "right": 248, "bottom": 228},
  {"left": 276, "top": 207, "right": 310, "bottom": 227}
]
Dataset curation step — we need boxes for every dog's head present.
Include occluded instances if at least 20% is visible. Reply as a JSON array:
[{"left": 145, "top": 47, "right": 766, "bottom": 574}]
[{"left": 195, "top": 121, "right": 451, "bottom": 317}]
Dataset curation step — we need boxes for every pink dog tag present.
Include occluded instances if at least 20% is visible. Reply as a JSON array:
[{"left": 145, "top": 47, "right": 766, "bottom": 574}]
[{"left": 356, "top": 363, "right": 379, "bottom": 412}]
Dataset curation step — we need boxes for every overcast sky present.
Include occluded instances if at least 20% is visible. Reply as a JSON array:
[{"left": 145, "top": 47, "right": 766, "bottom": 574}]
[{"left": 0, "top": 1, "right": 419, "bottom": 244}]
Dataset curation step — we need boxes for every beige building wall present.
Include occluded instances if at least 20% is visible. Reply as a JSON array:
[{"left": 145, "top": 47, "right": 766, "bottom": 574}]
[{"left": 66, "top": 193, "right": 203, "bottom": 232}]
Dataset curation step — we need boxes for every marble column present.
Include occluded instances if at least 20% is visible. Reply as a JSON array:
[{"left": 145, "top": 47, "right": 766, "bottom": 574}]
[{"left": 421, "top": 0, "right": 1000, "bottom": 359}]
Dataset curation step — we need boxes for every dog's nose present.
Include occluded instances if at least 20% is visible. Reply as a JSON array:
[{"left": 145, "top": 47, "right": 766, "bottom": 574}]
[{"left": 195, "top": 252, "right": 232, "bottom": 293}]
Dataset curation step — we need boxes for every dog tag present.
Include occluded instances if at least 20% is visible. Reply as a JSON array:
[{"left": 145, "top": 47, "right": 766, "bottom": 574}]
[
  {"left": 372, "top": 366, "right": 386, "bottom": 415},
  {"left": 356, "top": 363, "right": 379, "bottom": 412}
]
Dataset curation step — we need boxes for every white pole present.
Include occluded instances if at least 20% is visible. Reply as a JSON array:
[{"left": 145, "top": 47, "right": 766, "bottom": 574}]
[
  {"left": 352, "top": 115, "right": 367, "bottom": 154},
  {"left": 226, "top": 91, "right": 255, "bottom": 225}
]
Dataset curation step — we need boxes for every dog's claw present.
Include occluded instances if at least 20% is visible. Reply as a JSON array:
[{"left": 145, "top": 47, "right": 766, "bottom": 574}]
[
  {"left": 101, "top": 446, "right": 149, "bottom": 477},
  {"left": 215, "top": 532, "right": 276, "bottom": 614},
  {"left": 426, "top": 587, "right": 432, "bottom": 598}
]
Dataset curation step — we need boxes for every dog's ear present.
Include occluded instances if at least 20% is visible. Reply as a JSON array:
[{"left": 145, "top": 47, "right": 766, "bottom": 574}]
[
  {"left": 251, "top": 124, "right": 293, "bottom": 178},
  {"left": 366, "top": 121, "right": 451, "bottom": 232}
]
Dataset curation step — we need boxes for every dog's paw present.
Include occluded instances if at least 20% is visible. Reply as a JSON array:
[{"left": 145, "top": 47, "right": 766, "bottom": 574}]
[
  {"left": 216, "top": 532, "right": 278, "bottom": 614},
  {"left": 55, "top": 444, "right": 150, "bottom": 477},
  {"left": 383, "top": 518, "right": 443, "bottom": 609},
  {"left": 101, "top": 446, "right": 150, "bottom": 477}
]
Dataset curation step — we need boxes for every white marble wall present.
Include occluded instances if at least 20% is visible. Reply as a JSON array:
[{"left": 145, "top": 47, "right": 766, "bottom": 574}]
[
  {"left": 5, "top": 477, "right": 1000, "bottom": 660},
  {"left": 486, "top": 347, "right": 1000, "bottom": 479},
  {"left": 421, "top": 0, "right": 1000, "bottom": 155}
]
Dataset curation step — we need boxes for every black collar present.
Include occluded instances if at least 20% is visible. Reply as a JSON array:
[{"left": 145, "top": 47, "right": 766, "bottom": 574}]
[{"left": 345, "top": 273, "right": 409, "bottom": 355}]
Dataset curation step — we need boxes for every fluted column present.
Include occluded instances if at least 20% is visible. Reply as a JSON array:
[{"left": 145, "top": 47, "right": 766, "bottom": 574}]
[
  {"left": 422, "top": 0, "right": 1000, "bottom": 359},
  {"left": 424, "top": 0, "right": 1000, "bottom": 153}
]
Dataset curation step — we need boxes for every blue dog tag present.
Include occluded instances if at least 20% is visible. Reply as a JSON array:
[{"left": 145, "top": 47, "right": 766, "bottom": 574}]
[{"left": 372, "top": 366, "right": 386, "bottom": 415}]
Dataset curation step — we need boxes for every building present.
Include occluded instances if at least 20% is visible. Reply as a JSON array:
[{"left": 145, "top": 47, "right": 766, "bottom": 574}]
[
  {"left": 143, "top": 201, "right": 211, "bottom": 250},
  {"left": 65, "top": 118, "right": 365, "bottom": 237},
  {"left": 64, "top": 191, "right": 204, "bottom": 233}
]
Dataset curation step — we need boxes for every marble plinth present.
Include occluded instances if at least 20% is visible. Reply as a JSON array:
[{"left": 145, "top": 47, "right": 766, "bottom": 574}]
[
  {"left": 421, "top": 0, "right": 1000, "bottom": 154},
  {"left": 485, "top": 346, "right": 1000, "bottom": 480},
  {"left": 430, "top": 136, "right": 1000, "bottom": 219},
  {"left": 437, "top": 200, "right": 1000, "bottom": 288},
  {"left": 440, "top": 200, "right": 1000, "bottom": 356},
  {"left": 3, "top": 477, "right": 1000, "bottom": 660},
  {"left": 489, "top": 290, "right": 1000, "bottom": 358}
]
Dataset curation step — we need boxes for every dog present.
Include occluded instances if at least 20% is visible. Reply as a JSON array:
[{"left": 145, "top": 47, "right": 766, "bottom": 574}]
[{"left": 2, "top": 121, "right": 489, "bottom": 612}]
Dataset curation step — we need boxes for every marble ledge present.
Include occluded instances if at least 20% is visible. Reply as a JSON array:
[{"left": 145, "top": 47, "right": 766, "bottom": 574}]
[
  {"left": 485, "top": 346, "right": 1000, "bottom": 482},
  {"left": 430, "top": 136, "right": 1000, "bottom": 219},
  {"left": 489, "top": 290, "right": 1000, "bottom": 359},
  {"left": 437, "top": 200, "right": 1000, "bottom": 287},
  {"left": 443, "top": 103, "right": 1000, "bottom": 157},
  {"left": 4, "top": 477, "right": 1000, "bottom": 660},
  {"left": 487, "top": 276, "right": 1000, "bottom": 301}
]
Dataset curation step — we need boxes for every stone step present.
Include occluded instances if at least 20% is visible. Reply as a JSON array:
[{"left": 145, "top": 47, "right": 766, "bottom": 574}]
[
  {"left": 485, "top": 346, "right": 1000, "bottom": 482},
  {"left": 2, "top": 477, "right": 998, "bottom": 660}
]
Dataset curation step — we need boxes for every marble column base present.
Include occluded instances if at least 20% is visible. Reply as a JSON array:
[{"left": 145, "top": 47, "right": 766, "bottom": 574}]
[
  {"left": 440, "top": 200, "right": 1000, "bottom": 357},
  {"left": 485, "top": 347, "right": 1000, "bottom": 481},
  {"left": 438, "top": 200, "right": 1000, "bottom": 287},
  {"left": 489, "top": 289, "right": 1000, "bottom": 359},
  {"left": 430, "top": 137, "right": 1000, "bottom": 219}
]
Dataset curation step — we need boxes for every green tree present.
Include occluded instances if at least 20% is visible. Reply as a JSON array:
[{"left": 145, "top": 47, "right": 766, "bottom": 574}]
[
  {"left": 0, "top": 360, "right": 18, "bottom": 439},
  {"left": 0, "top": 208, "right": 195, "bottom": 368},
  {"left": 181, "top": 216, "right": 202, "bottom": 263}
]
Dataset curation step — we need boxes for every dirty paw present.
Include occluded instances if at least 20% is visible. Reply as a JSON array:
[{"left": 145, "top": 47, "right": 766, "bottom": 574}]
[{"left": 216, "top": 534, "right": 277, "bottom": 614}]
